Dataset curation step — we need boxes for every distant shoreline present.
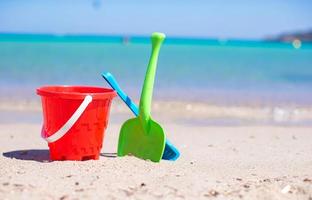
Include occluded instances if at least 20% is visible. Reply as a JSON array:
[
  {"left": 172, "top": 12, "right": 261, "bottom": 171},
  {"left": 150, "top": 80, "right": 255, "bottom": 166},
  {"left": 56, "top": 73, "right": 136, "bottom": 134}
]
[{"left": 265, "top": 30, "right": 312, "bottom": 43}]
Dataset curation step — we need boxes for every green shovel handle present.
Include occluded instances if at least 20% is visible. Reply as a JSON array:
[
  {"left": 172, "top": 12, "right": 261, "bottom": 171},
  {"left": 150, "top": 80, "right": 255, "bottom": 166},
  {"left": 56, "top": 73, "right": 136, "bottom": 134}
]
[{"left": 139, "top": 32, "right": 165, "bottom": 126}]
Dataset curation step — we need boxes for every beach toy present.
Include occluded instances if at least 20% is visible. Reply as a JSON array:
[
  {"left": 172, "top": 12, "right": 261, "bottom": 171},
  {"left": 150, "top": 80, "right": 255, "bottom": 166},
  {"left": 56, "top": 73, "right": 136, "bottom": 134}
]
[
  {"left": 102, "top": 72, "right": 180, "bottom": 161},
  {"left": 37, "top": 86, "right": 116, "bottom": 161},
  {"left": 117, "top": 32, "right": 166, "bottom": 162}
]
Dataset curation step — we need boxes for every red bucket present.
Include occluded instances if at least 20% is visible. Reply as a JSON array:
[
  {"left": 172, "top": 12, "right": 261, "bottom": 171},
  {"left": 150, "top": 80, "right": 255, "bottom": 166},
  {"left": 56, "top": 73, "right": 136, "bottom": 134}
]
[{"left": 37, "top": 86, "right": 116, "bottom": 161}]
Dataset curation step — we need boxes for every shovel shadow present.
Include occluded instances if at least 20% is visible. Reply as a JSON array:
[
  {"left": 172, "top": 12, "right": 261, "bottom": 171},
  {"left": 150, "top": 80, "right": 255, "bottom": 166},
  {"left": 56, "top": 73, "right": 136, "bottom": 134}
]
[
  {"left": 100, "top": 152, "right": 117, "bottom": 158},
  {"left": 2, "top": 149, "right": 50, "bottom": 163}
]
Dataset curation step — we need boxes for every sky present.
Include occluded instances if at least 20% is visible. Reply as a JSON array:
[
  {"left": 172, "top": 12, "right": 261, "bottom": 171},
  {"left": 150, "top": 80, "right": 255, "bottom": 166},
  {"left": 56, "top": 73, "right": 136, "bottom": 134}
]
[{"left": 0, "top": 0, "right": 311, "bottom": 39}]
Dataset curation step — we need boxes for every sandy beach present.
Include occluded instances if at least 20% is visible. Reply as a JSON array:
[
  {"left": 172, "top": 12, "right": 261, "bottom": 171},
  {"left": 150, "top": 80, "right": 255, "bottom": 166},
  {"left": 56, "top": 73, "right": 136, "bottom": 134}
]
[
  {"left": 1, "top": 100, "right": 312, "bottom": 200},
  {"left": 1, "top": 1, "right": 312, "bottom": 199}
]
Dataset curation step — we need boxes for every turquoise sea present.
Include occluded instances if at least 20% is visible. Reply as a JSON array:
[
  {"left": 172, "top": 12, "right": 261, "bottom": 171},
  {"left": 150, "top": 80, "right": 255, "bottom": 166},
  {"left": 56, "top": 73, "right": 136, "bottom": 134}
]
[{"left": 1, "top": 33, "right": 312, "bottom": 106}]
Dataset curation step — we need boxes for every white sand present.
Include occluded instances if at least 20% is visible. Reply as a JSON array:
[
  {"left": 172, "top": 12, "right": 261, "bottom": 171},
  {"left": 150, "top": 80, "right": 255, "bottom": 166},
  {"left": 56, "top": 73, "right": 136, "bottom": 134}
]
[{"left": 1, "top": 121, "right": 312, "bottom": 199}]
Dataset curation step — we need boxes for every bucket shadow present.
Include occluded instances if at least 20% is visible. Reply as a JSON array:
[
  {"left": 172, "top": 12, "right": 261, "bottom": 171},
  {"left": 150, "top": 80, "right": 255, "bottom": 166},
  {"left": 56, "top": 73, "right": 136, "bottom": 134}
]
[
  {"left": 100, "top": 152, "right": 117, "bottom": 158},
  {"left": 2, "top": 149, "right": 50, "bottom": 163}
]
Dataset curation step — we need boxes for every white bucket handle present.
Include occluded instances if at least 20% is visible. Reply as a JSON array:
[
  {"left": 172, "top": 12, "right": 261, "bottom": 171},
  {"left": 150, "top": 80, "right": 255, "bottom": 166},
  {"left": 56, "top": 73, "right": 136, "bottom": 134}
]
[{"left": 41, "top": 95, "right": 93, "bottom": 143}]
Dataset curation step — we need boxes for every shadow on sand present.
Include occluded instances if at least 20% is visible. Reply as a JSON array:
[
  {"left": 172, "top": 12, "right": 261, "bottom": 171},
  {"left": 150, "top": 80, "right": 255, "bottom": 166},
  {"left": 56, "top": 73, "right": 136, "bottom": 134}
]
[
  {"left": 3, "top": 150, "right": 118, "bottom": 161},
  {"left": 2, "top": 149, "right": 50, "bottom": 162},
  {"left": 100, "top": 152, "right": 117, "bottom": 158}
]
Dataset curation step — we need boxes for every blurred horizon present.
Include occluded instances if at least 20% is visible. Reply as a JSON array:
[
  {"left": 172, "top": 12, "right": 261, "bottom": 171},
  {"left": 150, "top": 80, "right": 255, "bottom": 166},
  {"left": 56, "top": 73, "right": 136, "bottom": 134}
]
[
  {"left": 1, "top": 32, "right": 312, "bottom": 48},
  {"left": 0, "top": 31, "right": 311, "bottom": 42},
  {"left": 1, "top": 1, "right": 312, "bottom": 126},
  {"left": 0, "top": 0, "right": 311, "bottom": 40}
]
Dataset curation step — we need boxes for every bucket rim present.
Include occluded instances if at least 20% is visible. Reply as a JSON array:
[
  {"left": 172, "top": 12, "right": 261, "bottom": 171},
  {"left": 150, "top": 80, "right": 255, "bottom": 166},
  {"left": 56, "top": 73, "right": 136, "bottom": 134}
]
[{"left": 36, "top": 85, "right": 117, "bottom": 99}]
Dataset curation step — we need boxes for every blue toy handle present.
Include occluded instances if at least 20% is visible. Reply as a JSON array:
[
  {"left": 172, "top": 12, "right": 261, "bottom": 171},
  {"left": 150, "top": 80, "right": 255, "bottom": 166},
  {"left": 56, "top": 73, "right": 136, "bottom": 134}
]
[{"left": 102, "top": 72, "right": 139, "bottom": 115}]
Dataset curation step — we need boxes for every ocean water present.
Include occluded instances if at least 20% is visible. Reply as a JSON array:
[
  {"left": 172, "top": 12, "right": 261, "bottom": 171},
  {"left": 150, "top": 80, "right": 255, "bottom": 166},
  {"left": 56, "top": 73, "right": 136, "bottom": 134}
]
[{"left": 1, "top": 34, "right": 312, "bottom": 106}]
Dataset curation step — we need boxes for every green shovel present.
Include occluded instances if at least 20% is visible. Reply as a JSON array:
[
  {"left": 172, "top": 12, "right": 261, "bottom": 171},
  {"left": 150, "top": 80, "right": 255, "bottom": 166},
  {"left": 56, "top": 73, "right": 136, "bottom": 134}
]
[{"left": 117, "top": 32, "right": 166, "bottom": 162}]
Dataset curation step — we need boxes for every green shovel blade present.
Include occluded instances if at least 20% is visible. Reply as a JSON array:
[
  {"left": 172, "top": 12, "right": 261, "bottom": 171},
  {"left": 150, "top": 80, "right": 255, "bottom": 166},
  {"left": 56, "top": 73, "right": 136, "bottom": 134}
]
[
  {"left": 117, "top": 32, "right": 166, "bottom": 162},
  {"left": 118, "top": 117, "right": 166, "bottom": 162}
]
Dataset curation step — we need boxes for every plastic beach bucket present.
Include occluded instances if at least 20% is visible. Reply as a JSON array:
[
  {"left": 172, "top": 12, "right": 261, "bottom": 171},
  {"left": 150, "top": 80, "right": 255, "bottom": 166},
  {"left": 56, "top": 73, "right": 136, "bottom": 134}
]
[{"left": 37, "top": 86, "right": 116, "bottom": 161}]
